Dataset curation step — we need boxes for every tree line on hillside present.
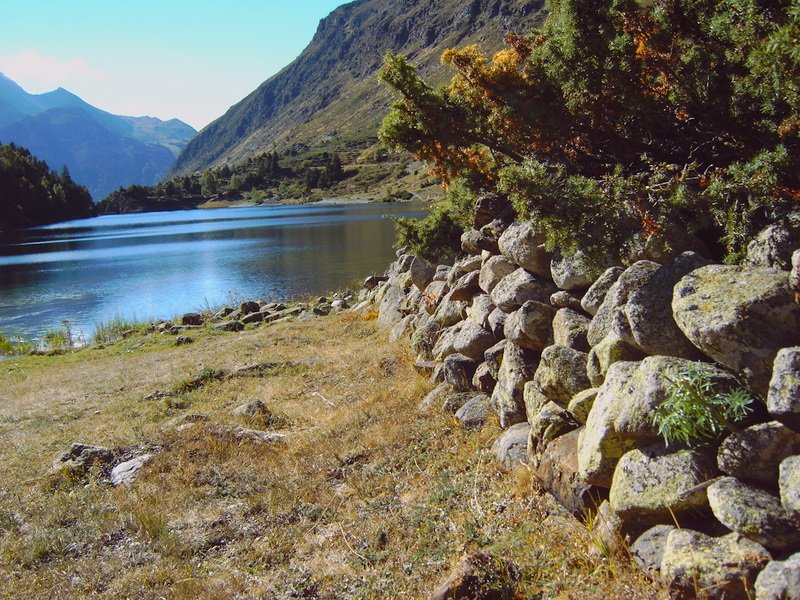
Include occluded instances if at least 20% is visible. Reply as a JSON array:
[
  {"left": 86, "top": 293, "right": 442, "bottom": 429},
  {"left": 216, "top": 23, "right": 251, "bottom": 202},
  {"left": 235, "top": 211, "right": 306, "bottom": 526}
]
[
  {"left": 97, "top": 150, "right": 351, "bottom": 214},
  {"left": 0, "top": 141, "right": 95, "bottom": 231},
  {"left": 381, "top": 0, "right": 799, "bottom": 264}
]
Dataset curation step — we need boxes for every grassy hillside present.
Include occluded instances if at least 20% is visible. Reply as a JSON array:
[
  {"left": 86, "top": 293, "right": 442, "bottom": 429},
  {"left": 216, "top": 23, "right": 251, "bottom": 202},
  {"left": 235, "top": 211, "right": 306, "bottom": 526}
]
[{"left": 0, "top": 311, "right": 659, "bottom": 598}]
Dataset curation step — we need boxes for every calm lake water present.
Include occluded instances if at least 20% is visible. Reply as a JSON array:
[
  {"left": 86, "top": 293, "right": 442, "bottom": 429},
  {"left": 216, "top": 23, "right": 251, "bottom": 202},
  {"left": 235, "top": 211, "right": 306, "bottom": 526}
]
[{"left": 0, "top": 202, "right": 427, "bottom": 341}]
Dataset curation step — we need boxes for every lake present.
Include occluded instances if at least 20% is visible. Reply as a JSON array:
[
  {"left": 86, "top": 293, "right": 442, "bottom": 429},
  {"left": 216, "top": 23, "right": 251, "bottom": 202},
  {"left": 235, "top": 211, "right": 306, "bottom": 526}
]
[{"left": 0, "top": 202, "right": 427, "bottom": 342}]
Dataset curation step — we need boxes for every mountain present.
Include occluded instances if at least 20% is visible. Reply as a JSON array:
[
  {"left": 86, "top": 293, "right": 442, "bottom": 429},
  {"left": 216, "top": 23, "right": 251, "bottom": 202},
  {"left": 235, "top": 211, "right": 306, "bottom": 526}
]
[
  {"left": 171, "top": 0, "right": 546, "bottom": 176},
  {"left": 0, "top": 74, "right": 196, "bottom": 200}
]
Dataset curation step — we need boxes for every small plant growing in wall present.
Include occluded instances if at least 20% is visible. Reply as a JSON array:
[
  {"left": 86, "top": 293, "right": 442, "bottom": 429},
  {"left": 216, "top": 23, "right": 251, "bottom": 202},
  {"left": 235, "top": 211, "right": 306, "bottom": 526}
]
[{"left": 654, "top": 362, "right": 754, "bottom": 448}]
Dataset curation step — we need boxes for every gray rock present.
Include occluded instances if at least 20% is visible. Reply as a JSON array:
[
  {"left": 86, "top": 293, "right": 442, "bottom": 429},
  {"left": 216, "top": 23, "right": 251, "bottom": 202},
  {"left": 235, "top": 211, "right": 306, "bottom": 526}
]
[
  {"left": 609, "top": 446, "right": 716, "bottom": 525},
  {"left": 550, "top": 250, "right": 604, "bottom": 291},
  {"left": 110, "top": 454, "right": 152, "bottom": 486},
  {"left": 581, "top": 267, "right": 624, "bottom": 316},
  {"left": 411, "top": 321, "right": 441, "bottom": 361},
  {"left": 527, "top": 402, "right": 579, "bottom": 460},
  {"left": 532, "top": 345, "right": 591, "bottom": 407},
  {"left": 768, "top": 347, "right": 800, "bottom": 421},
  {"left": 400, "top": 287, "right": 423, "bottom": 314},
  {"left": 377, "top": 285, "right": 407, "bottom": 328},
  {"left": 661, "top": 529, "right": 770, "bottom": 600},
  {"left": 744, "top": 214, "right": 800, "bottom": 270},
  {"left": 717, "top": 421, "right": 800, "bottom": 487},
  {"left": 390, "top": 314, "right": 417, "bottom": 342},
  {"left": 708, "top": 477, "right": 800, "bottom": 552},
  {"left": 444, "top": 354, "right": 478, "bottom": 392},
  {"left": 483, "top": 340, "right": 507, "bottom": 379},
  {"left": 630, "top": 525, "right": 676, "bottom": 573},
  {"left": 239, "top": 301, "right": 260, "bottom": 315},
  {"left": 446, "top": 255, "right": 483, "bottom": 286},
  {"left": 673, "top": 264, "right": 800, "bottom": 397},
  {"left": 181, "top": 312, "right": 203, "bottom": 326},
  {"left": 624, "top": 251, "right": 710, "bottom": 358},
  {"left": 487, "top": 307, "right": 508, "bottom": 337},
  {"left": 232, "top": 428, "right": 287, "bottom": 445},
  {"left": 478, "top": 255, "right": 517, "bottom": 294},
  {"left": 422, "top": 280, "right": 449, "bottom": 314},
  {"left": 467, "top": 294, "right": 495, "bottom": 330},
  {"left": 523, "top": 383, "right": 549, "bottom": 423},
  {"left": 791, "top": 249, "right": 800, "bottom": 295},
  {"left": 567, "top": 388, "right": 598, "bottom": 425},
  {"left": 491, "top": 268, "right": 558, "bottom": 313},
  {"left": 455, "top": 394, "right": 492, "bottom": 429},
  {"left": 443, "top": 392, "right": 479, "bottom": 414},
  {"left": 161, "top": 414, "right": 209, "bottom": 430},
  {"left": 472, "top": 362, "right": 496, "bottom": 394},
  {"left": 503, "top": 301, "right": 556, "bottom": 351},
  {"left": 586, "top": 333, "right": 646, "bottom": 387},
  {"left": 491, "top": 341, "right": 539, "bottom": 428},
  {"left": 231, "top": 400, "right": 271, "bottom": 420},
  {"left": 431, "top": 290, "right": 469, "bottom": 327},
  {"left": 497, "top": 221, "right": 552, "bottom": 277},
  {"left": 461, "top": 229, "right": 483, "bottom": 255},
  {"left": 453, "top": 321, "right": 497, "bottom": 361},
  {"left": 578, "top": 356, "right": 735, "bottom": 487},
  {"left": 175, "top": 335, "right": 193, "bottom": 346},
  {"left": 54, "top": 443, "right": 116, "bottom": 477},
  {"left": 492, "top": 423, "right": 531, "bottom": 470},
  {"left": 755, "top": 553, "right": 800, "bottom": 600},
  {"left": 477, "top": 219, "right": 509, "bottom": 253},
  {"left": 432, "top": 322, "right": 465, "bottom": 361},
  {"left": 549, "top": 291, "right": 584, "bottom": 312},
  {"left": 419, "top": 382, "right": 452, "bottom": 413},
  {"left": 780, "top": 455, "right": 800, "bottom": 513},
  {"left": 449, "top": 271, "right": 482, "bottom": 301},
  {"left": 363, "top": 275, "right": 388, "bottom": 290},
  {"left": 552, "top": 308, "right": 591, "bottom": 352},
  {"left": 588, "top": 261, "right": 660, "bottom": 346},
  {"left": 433, "top": 264, "right": 451, "bottom": 282}
]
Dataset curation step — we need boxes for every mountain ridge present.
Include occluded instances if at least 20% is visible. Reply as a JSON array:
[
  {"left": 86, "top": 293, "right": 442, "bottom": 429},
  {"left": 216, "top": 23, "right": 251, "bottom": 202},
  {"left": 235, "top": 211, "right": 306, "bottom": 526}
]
[{"left": 171, "top": 0, "right": 546, "bottom": 176}]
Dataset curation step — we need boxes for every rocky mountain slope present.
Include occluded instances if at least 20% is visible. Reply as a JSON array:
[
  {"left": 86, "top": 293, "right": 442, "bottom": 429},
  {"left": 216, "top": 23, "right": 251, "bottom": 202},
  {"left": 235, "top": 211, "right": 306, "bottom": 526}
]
[
  {"left": 0, "top": 74, "right": 196, "bottom": 199},
  {"left": 171, "top": 0, "right": 546, "bottom": 176}
]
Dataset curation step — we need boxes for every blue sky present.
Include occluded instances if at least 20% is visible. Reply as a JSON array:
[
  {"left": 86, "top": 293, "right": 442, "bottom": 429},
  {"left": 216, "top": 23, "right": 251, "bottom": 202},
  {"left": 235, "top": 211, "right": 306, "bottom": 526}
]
[{"left": 0, "top": 1, "right": 347, "bottom": 129}]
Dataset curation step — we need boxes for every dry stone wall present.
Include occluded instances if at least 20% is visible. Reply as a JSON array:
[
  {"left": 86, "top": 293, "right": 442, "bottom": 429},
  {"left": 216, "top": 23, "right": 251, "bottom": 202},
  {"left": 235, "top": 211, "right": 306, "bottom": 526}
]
[{"left": 356, "top": 201, "right": 800, "bottom": 599}]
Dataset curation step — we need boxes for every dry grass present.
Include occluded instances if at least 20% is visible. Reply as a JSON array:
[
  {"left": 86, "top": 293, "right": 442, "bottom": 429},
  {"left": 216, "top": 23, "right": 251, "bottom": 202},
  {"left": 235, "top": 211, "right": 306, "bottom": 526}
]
[{"left": 0, "top": 316, "right": 662, "bottom": 598}]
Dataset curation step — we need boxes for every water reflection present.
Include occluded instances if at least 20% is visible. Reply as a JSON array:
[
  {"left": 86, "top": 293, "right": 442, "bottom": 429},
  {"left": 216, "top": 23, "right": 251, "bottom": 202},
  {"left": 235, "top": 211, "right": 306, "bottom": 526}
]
[{"left": 0, "top": 202, "right": 427, "bottom": 340}]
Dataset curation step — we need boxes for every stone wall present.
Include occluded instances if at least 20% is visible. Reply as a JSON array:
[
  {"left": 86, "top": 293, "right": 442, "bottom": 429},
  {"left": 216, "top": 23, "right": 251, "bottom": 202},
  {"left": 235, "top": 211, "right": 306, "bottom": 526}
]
[{"left": 355, "top": 202, "right": 800, "bottom": 599}]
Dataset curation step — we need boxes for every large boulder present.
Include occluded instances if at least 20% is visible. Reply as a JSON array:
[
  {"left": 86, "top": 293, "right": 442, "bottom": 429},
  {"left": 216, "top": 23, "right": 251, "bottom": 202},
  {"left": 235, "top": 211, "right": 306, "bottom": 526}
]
[
  {"left": 707, "top": 477, "right": 800, "bottom": 552},
  {"left": 552, "top": 308, "right": 590, "bottom": 352},
  {"left": 503, "top": 301, "right": 556, "bottom": 351},
  {"left": 586, "top": 333, "right": 646, "bottom": 387},
  {"left": 411, "top": 320, "right": 441, "bottom": 361},
  {"left": 453, "top": 320, "right": 497, "bottom": 361},
  {"left": 497, "top": 221, "right": 551, "bottom": 277},
  {"left": 567, "top": 388, "right": 598, "bottom": 425},
  {"left": 431, "top": 290, "right": 469, "bottom": 327},
  {"left": 449, "top": 270, "right": 482, "bottom": 301},
  {"left": 623, "top": 252, "right": 709, "bottom": 358},
  {"left": 661, "top": 529, "right": 770, "bottom": 600},
  {"left": 533, "top": 428, "right": 599, "bottom": 516},
  {"left": 550, "top": 290, "right": 584, "bottom": 312},
  {"left": 755, "top": 553, "right": 800, "bottom": 600},
  {"left": 478, "top": 255, "right": 517, "bottom": 295},
  {"left": 491, "top": 341, "right": 539, "bottom": 428},
  {"left": 490, "top": 268, "right": 557, "bottom": 313},
  {"left": 578, "top": 356, "right": 736, "bottom": 487},
  {"left": 550, "top": 250, "right": 604, "bottom": 292},
  {"left": 581, "top": 267, "right": 624, "bottom": 316},
  {"left": 767, "top": 347, "right": 800, "bottom": 422},
  {"left": 673, "top": 264, "right": 800, "bottom": 397},
  {"left": 377, "top": 284, "right": 407, "bottom": 328},
  {"left": 587, "top": 261, "right": 661, "bottom": 346},
  {"left": 609, "top": 446, "right": 716, "bottom": 526},
  {"left": 487, "top": 307, "right": 508, "bottom": 337},
  {"left": 717, "top": 421, "right": 800, "bottom": 487},
  {"left": 531, "top": 345, "right": 591, "bottom": 407}
]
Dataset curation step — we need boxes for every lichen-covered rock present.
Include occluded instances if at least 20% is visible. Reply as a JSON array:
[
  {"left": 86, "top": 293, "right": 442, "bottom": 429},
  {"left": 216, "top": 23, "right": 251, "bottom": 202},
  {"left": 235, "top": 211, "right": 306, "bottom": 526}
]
[
  {"left": 432, "top": 322, "right": 464, "bottom": 361},
  {"left": 768, "top": 347, "right": 800, "bottom": 422},
  {"left": 630, "top": 525, "right": 675, "bottom": 573},
  {"left": 661, "top": 529, "right": 770, "bottom": 600},
  {"left": 524, "top": 383, "right": 549, "bottom": 423},
  {"left": 550, "top": 250, "right": 604, "bottom": 291},
  {"left": 443, "top": 354, "right": 478, "bottom": 393},
  {"left": 483, "top": 340, "right": 506, "bottom": 379},
  {"left": 377, "top": 284, "right": 407, "bottom": 328},
  {"left": 717, "top": 421, "right": 800, "bottom": 487},
  {"left": 497, "top": 221, "right": 552, "bottom": 277},
  {"left": 755, "top": 553, "right": 800, "bottom": 600},
  {"left": 588, "top": 261, "right": 660, "bottom": 346},
  {"left": 490, "top": 268, "right": 557, "bottom": 313},
  {"left": 472, "top": 362, "right": 496, "bottom": 394},
  {"left": 535, "top": 428, "right": 598, "bottom": 516},
  {"left": 503, "top": 301, "right": 556, "bottom": 351},
  {"left": 780, "top": 455, "right": 800, "bottom": 512},
  {"left": 409, "top": 256, "right": 435, "bottom": 292},
  {"left": 673, "top": 264, "right": 800, "bottom": 397},
  {"left": 707, "top": 477, "right": 800, "bottom": 552},
  {"left": 453, "top": 320, "right": 497, "bottom": 361},
  {"left": 609, "top": 446, "right": 716, "bottom": 525},
  {"left": 460, "top": 229, "right": 484, "bottom": 255},
  {"left": 491, "top": 341, "right": 539, "bottom": 428},
  {"left": 467, "top": 294, "right": 495, "bottom": 330},
  {"left": 527, "top": 401, "right": 579, "bottom": 460},
  {"left": 431, "top": 290, "right": 469, "bottom": 327},
  {"left": 744, "top": 213, "right": 800, "bottom": 270},
  {"left": 411, "top": 320, "right": 441, "bottom": 361},
  {"left": 446, "top": 255, "right": 483, "bottom": 286},
  {"left": 581, "top": 267, "right": 624, "bottom": 316},
  {"left": 487, "top": 307, "right": 508, "bottom": 337},
  {"left": 449, "top": 270, "right": 482, "bottom": 301},
  {"left": 478, "top": 255, "right": 517, "bottom": 295},
  {"left": 623, "top": 252, "right": 709, "bottom": 358},
  {"left": 578, "top": 356, "right": 734, "bottom": 488},
  {"left": 586, "top": 333, "right": 646, "bottom": 387},
  {"left": 552, "top": 308, "right": 591, "bottom": 352},
  {"left": 567, "top": 388, "right": 598, "bottom": 425},
  {"left": 492, "top": 422, "right": 531, "bottom": 470},
  {"left": 532, "top": 345, "right": 591, "bottom": 407},
  {"left": 550, "top": 290, "right": 584, "bottom": 312},
  {"left": 456, "top": 394, "right": 492, "bottom": 429},
  {"left": 443, "top": 392, "right": 481, "bottom": 414}
]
